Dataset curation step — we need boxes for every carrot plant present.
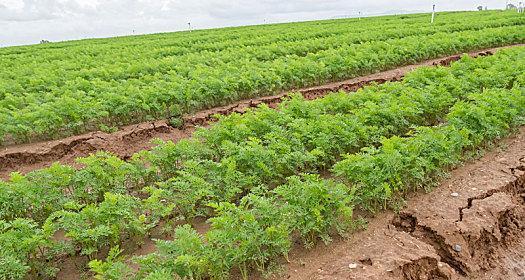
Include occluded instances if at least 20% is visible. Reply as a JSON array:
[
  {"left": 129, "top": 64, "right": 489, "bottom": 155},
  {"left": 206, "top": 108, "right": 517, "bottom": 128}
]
[
  {"left": 88, "top": 246, "right": 132, "bottom": 280},
  {"left": 128, "top": 175, "right": 354, "bottom": 280},
  {"left": 46, "top": 193, "right": 150, "bottom": 258},
  {"left": 333, "top": 87, "right": 525, "bottom": 210},
  {"left": 274, "top": 175, "right": 354, "bottom": 247},
  {"left": 0, "top": 219, "right": 56, "bottom": 279}
]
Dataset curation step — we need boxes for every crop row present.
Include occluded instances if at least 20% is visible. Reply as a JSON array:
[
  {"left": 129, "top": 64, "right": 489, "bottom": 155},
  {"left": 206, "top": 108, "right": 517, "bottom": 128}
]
[
  {"left": 1, "top": 47, "right": 523, "bottom": 279},
  {"left": 89, "top": 84, "right": 525, "bottom": 280},
  {"left": 0, "top": 11, "right": 505, "bottom": 59},
  {"left": 1, "top": 11, "right": 524, "bottom": 144},
  {"left": 4, "top": 13, "right": 520, "bottom": 83}
]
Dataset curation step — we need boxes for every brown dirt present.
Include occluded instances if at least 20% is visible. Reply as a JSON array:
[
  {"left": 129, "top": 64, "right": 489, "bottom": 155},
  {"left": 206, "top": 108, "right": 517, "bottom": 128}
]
[
  {"left": 266, "top": 127, "right": 525, "bottom": 280},
  {"left": 2, "top": 44, "right": 523, "bottom": 179}
]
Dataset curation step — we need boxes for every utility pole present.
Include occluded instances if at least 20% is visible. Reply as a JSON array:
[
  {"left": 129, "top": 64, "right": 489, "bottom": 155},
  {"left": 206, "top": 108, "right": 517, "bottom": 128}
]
[
  {"left": 188, "top": 22, "right": 192, "bottom": 32},
  {"left": 431, "top": 4, "right": 436, "bottom": 23}
]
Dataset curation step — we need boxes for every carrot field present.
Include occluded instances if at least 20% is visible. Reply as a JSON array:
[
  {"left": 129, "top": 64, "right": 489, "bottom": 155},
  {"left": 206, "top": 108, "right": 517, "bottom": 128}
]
[
  {"left": 1, "top": 8, "right": 525, "bottom": 280},
  {"left": 1, "top": 40, "right": 524, "bottom": 278},
  {"left": 0, "top": 10, "right": 524, "bottom": 145}
]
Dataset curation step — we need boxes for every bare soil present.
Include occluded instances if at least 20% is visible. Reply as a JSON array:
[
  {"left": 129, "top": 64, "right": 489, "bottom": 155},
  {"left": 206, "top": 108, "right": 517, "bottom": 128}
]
[
  {"left": 2, "top": 45, "right": 523, "bottom": 179},
  {"left": 267, "top": 126, "right": 525, "bottom": 280}
]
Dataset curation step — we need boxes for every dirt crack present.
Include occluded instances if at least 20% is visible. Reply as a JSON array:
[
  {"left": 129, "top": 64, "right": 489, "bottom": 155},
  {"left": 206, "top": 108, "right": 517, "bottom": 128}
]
[
  {"left": 393, "top": 169, "right": 525, "bottom": 278},
  {"left": 393, "top": 212, "right": 469, "bottom": 276},
  {"left": 458, "top": 165, "right": 525, "bottom": 222}
]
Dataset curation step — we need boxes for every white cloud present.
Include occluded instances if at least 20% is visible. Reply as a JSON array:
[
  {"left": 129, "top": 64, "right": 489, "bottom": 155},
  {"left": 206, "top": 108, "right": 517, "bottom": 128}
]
[{"left": 0, "top": 0, "right": 514, "bottom": 47}]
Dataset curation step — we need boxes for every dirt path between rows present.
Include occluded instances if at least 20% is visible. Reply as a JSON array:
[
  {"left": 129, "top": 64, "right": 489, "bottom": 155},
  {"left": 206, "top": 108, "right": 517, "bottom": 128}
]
[
  {"left": 1, "top": 44, "right": 523, "bottom": 179},
  {"left": 264, "top": 126, "right": 525, "bottom": 280}
]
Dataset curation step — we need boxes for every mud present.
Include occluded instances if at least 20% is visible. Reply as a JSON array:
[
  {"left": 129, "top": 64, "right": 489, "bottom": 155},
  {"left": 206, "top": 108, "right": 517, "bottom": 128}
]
[
  {"left": 274, "top": 127, "right": 525, "bottom": 280},
  {"left": 0, "top": 45, "right": 522, "bottom": 179}
]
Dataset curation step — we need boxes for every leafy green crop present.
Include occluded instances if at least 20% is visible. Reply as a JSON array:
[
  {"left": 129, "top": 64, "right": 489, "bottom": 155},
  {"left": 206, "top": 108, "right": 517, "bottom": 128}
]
[
  {"left": 46, "top": 193, "right": 149, "bottom": 258},
  {"left": 0, "top": 219, "right": 55, "bottom": 280},
  {"left": 0, "top": 11, "right": 524, "bottom": 144},
  {"left": 130, "top": 175, "right": 353, "bottom": 280},
  {"left": 333, "top": 87, "right": 525, "bottom": 210},
  {"left": 1, "top": 45, "right": 524, "bottom": 280},
  {"left": 274, "top": 175, "right": 354, "bottom": 247},
  {"left": 88, "top": 246, "right": 132, "bottom": 280},
  {"left": 120, "top": 55, "right": 525, "bottom": 280}
]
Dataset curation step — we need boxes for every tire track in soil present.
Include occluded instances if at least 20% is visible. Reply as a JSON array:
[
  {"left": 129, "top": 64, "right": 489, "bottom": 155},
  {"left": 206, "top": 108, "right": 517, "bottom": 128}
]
[
  {"left": 1, "top": 44, "right": 523, "bottom": 179},
  {"left": 273, "top": 127, "right": 525, "bottom": 280}
]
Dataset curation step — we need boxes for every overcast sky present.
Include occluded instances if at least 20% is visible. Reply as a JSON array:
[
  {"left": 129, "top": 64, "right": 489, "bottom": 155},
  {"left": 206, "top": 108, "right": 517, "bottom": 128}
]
[{"left": 0, "top": 0, "right": 515, "bottom": 47}]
